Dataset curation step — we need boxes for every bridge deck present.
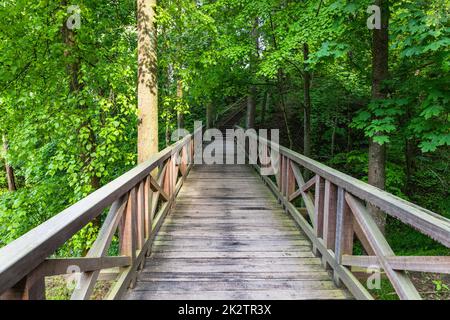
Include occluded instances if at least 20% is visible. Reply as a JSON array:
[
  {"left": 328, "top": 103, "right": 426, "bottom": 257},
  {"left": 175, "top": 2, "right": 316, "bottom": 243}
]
[{"left": 125, "top": 163, "right": 351, "bottom": 300}]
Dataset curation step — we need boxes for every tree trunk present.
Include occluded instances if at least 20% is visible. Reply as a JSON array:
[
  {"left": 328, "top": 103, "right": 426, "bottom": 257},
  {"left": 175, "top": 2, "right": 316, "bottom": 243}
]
[
  {"left": 137, "top": 0, "right": 159, "bottom": 164},
  {"left": 260, "top": 90, "right": 269, "bottom": 125},
  {"left": 165, "top": 122, "right": 171, "bottom": 147},
  {"left": 246, "top": 17, "right": 259, "bottom": 130},
  {"left": 331, "top": 118, "right": 336, "bottom": 157},
  {"left": 303, "top": 43, "right": 312, "bottom": 159},
  {"left": 206, "top": 102, "right": 214, "bottom": 129},
  {"left": 404, "top": 138, "right": 417, "bottom": 197},
  {"left": 368, "top": 0, "right": 389, "bottom": 233},
  {"left": 246, "top": 86, "right": 257, "bottom": 129},
  {"left": 277, "top": 69, "right": 293, "bottom": 148},
  {"left": 2, "top": 136, "right": 16, "bottom": 192},
  {"left": 176, "top": 79, "right": 184, "bottom": 129},
  {"left": 61, "top": 0, "right": 82, "bottom": 92}
]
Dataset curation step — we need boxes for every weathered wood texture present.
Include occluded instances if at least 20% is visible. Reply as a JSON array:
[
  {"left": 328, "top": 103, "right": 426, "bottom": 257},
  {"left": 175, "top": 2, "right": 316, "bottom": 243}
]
[
  {"left": 236, "top": 126, "right": 450, "bottom": 300},
  {"left": 125, "top": 164, "right": 350, "bottom": 300}
]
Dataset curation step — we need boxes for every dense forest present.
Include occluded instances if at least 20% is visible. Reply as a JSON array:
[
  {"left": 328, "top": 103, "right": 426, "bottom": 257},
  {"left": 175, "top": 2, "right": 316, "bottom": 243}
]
[{"left": 0, "top": 0, "right": 449, "bottom": 298}]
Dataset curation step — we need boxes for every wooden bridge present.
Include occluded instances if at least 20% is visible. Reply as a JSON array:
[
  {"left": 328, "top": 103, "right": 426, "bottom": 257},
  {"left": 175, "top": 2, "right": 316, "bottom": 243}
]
[{"left": 0, "top": 124, "right": 449, "bottom": 300}]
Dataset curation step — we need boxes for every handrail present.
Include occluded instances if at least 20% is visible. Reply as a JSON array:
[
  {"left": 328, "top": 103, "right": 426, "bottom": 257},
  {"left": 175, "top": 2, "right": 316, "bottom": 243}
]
[
  {"left": 0, "top": 127, "right": 201, "bottom": 299},
  {"left": 235, "top": 125, "right": 450, "bottom": 300},
  {"left": 214, "top": 97, "right": 247, "bottom": 127}
]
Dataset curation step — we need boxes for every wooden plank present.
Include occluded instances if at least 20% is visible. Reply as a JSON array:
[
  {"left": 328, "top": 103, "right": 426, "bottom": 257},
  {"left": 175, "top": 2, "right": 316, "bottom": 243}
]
[
  {"left": 353, "top": 217, "right": 376, "bottom": 255},
  {"left": 345, "top": 193, "right": 421, "bottom": 300},
  {"left": 149, "top": 251, "right": 315, "bottom": 259},
  {"left": 127, "top": 289, "right": 349, "bottom": 300},
  {"left": 0, "top": 129, "right": 199, "bottom": 295},
  {"left": 323, "top": 180, "right": 337, "bottom": 251},
  {"left": 149, "top": 175, "right": 169, "bottom": 201},
  {"left": 335, "top": 187, "right": 354, "bottom": 264},
  {"left": 163, "top": 158, "right": 172, "bottom": 198},
  {"left": 286, "top": 159, "right": 296, "bottom": 201},
  {"left": 119, "top": 188, "right": 137, "bottom": 262},
  {"left": 132, "top": 280, "right": 338, "bottom": 292},
  {"left": 301, "top": 176, "right": 317, "bottom": 193},
  {"left": 333, "top": 186, "right": 354, "bottom": 285},
  {"left": 138, "top": 271, "right": 332, "bottom": 281},
  {"left": 314, "top": 176, "right": 325, "bottom": 242},
  {"left": 136, "top": 181, "right": 146, "bottom": 250},
  {"left": 144, "top": 176, "right": 152, "bottom": 239},
  {"left": 40, "top": 257, "right": 131, "bottom": 276},
  {"left": 71, "top": 197, "right": 128, "bottom": 300},
  {"left": 342, "top": 255, "right": 450, "bottom": 274},
  {"left": 0, "top": 267, "right": 45, "bottom": 300}
]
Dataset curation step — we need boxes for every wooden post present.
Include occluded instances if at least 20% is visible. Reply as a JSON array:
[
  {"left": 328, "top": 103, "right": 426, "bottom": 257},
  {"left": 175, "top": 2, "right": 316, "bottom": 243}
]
[
  {"left": 286, "top": 160, "right": 295, "bottom": 201},
  {"left": 163, "top": 158, "right": 172, "bottom": 198},
  {"left": 279, "top": 155, "right": 285, "bottom": 197},
  {"left": 136, "top": 181, "right": 145, "bottom": 251},
  {"left": 313, "top": 176, "right": 325, "bottom": 255},
  {"left": 137, "top": 0, "right": 158, "bottom": 164},
  {"left": 0, "top": 268, "right": 45, "bottom": 300},
  {"left": 323, "top": 181, "right": 338, "bottom": 250},
  {"left": 144, "top": 176, "right": 152, "bottom": 240},
  {"left": 119, "top": 188, "right": 137, "bottom": 262},
  {"left": 334, "top": 188, "right": 354, "bottom": 285}
]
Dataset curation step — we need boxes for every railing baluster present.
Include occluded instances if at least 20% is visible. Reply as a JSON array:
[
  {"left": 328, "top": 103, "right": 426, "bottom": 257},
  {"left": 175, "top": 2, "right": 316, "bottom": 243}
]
[
  {"left": 119, "top": 188, "right": 137, "bottom": 263},
  {"left": 334, "top": 188, "right": 354, "bottom": 285},
  {"left": 286, "top": 159, "right": 295, "bottom": 202},
  {"left": 163, "top": 158, "right": 172, "bottom": 197},
  {"left": 323, "top": 180, "right": 338, "bottom": 252},
  {"left": 144, "top": 176, "right": 152, "bottom": 245},
  {"left": 313, "top": 175, "right": 325, "bottom": 255},
  {"left": 136, "top": 181, "right": 145, "bottom": 251}
]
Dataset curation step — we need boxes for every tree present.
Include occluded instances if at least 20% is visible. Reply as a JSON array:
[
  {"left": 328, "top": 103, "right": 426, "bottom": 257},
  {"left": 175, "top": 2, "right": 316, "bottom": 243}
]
[
  {"left": 2, "top": 136, "right": 16, "bottom": 192},
  {"left": 138, "top": 0, "right": 159, "bottom": 163},
  {"left": 367, "top": 0, "right": 389, "bottom": 232}
]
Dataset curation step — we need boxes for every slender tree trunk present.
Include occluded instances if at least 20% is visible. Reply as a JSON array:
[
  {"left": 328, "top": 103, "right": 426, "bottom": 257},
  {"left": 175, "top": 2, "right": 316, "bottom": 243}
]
[
  {"left": 260, "top": 90, "right": 268, "bottom": 125},
  {"left": 246, "top": 18, "right": 259, "bottom": 130},
  {"left": 331, "top": 118, "right": 337, "bottom": 157},
  {"left": 303, "top": 43, "right": 312, "bottom": 159},
  {"left": 206, "top": 102, "right": 214, "bottom": 129},
  {"left": 404, "top": 138, "right": 417, "bottom": 197},
  {"left": 61, "top": 1, "right": 101, "bottom": 191},
  {"left": 246, "top": 86, "right": 257, "bottom": 129},
  {"left": 2, "top": 136, "right": 16, "bottom": 192},
  {"left": 277, "top": 69, "right": 293, "bottom": 148},
  {"left": 165, "top": 122, "right": 171, "bottom": 147},
  {"left": 368, "top": 0, "right": 389, "bottom": 233},
  {"left": 137, "top": 0, "right": 158, "bottom": 164},
  {"left": 269, "top": 13, "right": 293, "bottom": 148},
  {"left": 176, "top": 79, "right": 184, "bottom": 129},
  {"left": 346, "top": 104, "right": 353, "bottom": 152}
]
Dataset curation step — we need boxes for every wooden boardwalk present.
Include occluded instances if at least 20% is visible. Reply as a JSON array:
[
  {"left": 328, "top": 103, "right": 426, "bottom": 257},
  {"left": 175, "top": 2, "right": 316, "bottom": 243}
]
[
  {"left": 125, "top": 163, "right": 350, "bottom": 300},
  {"left": 3, "top": 128, "right": 447, "bottom": 300}
]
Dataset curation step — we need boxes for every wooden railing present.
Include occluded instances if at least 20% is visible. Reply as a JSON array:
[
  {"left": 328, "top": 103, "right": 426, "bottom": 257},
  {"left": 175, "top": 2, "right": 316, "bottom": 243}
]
[
  {"left": 214, "top": 98, "right": 247, "bottom": 128},
  {"left": 236, "top": 126, "right": 450, "bottom": 300},
  {"left": 0, "top": 129, "right": 199, "bottom": 300}
]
